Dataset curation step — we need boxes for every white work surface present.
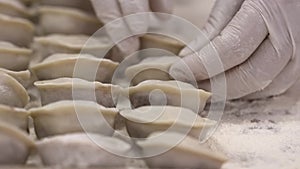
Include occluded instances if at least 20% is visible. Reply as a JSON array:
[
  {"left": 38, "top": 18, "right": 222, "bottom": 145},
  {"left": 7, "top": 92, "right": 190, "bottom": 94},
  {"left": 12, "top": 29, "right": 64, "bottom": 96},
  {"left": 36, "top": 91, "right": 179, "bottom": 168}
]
[{"left": 208, "top": 79, "right": 300, "bottom": 169}]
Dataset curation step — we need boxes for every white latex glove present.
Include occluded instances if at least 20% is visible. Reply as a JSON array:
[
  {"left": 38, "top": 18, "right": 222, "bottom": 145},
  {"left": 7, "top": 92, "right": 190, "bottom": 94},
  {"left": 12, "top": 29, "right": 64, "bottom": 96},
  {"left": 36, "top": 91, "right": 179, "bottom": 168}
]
[
  {"left": 91, "top": 0, "right": 173, "bottom": 62},
  {"left": 170, "top": 0, "right": 300, "bottom": 100}
]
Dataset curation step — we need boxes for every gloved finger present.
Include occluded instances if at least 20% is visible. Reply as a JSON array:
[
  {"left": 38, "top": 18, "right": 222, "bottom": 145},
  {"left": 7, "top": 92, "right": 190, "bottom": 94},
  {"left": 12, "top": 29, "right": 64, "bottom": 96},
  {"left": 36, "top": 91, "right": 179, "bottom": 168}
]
[
  {"left": 118, "top": 0, "right": 150, "bottom": 34},
  {"left": 171, "top": 1, "right": 268, "bottom": 81},
  {"left": 111, "top": 36, "right": 140, "bottom": 62},
  {"left": 91, "top": 0, "right": 122, "bottom": 24},
  {"left": 91, "top": 0, "right": 130, "bottom": 40},
  {"left": 203, "top": 0, "right": 245, "bottom": 40},
  {"left": 91, "top": 0, "right": 135, "bottom": 57},
  {"left": 149, "top": 0, "right": 174, "bottom": 20},
  {"left": 245, "top": 51, "right": 299, "bottom": 100},
  {"left": 180, "top": 0, "right": 245, "bottom": 56},
  {"left": 198, "top": 38, "right": 291, "bottom": 100}
]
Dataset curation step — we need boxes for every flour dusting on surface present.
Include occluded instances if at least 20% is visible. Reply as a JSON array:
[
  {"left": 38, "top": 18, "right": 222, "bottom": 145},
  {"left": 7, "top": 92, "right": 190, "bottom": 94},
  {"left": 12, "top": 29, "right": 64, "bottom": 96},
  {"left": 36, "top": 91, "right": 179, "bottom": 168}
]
[{"left": 207, "top": 80, "right": 300, "bottom": 169}]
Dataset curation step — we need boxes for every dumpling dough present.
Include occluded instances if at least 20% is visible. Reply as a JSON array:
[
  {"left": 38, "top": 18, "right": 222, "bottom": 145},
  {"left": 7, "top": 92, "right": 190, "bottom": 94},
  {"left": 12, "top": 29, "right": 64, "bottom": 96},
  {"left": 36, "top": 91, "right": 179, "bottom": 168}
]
[
  {"left": 0, "top": 122, "right": 35, "bottom": 165},
  {"left": 29, "top": 100, "right": 119, "bottom": 139},
  {"left": 31, "top": 34, "right": 111, "bottom": 63},
  {"left": 30, "top": 54, "right": 118, "bottom": 83},
  {"left": 0, "top": 72, "right": 29, "bottom": 108},
  {"left": 141, "top": 34, "right": 185, "bottom": 55},
  {"left": 0, "top": 104, "right": 28, "bottom": 131},
  {"left": 37, "top": 133, "right": 130, "bottom": 167},
  {"left": 129, "top": 80, "right": 211, "bottom": 113},
  {"left": 34, "top": 78, "right": 121, "bottom": 107},
  {"left": 0, "top": 68, "right": 30, "bottom": 88},
  {"left": 38, "top": 6, "right": 102, "bottom": 35},
  {"left": 0, "top": 14, "right": 34, "bottom": 47},
  {"left": 0, "top": 41, "right": 32, "bottom": 71},
  {"left": 40, "top": 0, "right": 94, "bottom": 11},
  {"left": 137, "top": 132, "right": 227, "bottom": 169},
  {"left": 120, "top": 106, "right": 215, "bottom": 138},
  {"left": 0, "top": 0, "right": 30, "bottom": 18},
  {"left": 125, "top": 56, "right": 180, "bottom": 85}
]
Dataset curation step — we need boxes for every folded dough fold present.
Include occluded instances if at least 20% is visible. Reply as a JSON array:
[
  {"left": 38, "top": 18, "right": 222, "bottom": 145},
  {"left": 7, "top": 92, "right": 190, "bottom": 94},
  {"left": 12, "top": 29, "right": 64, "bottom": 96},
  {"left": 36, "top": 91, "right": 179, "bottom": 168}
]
[
  {"left": 0, "top": 0, "right": 30, "bottom": 18},
  {"left": 37, "top": 133, "right": 131, "bottom": 167},
  {"left": 129, "top": 80, "right": 211, "bottom": 113},
  {"left": 30, "top": 53, "right": 118, "bottom": 83},
  {"left": 38, "top": 6, "right": 101, "bottom": 35},
  {"left": 34, "top": 78, "right": 121, "bottom": 107},
  {"left": 0, "top": 14, "right": 34, "bottom": 47},
  {"left": 121, "top": 106, "right": 216, "bottom": 138},
  {"left": 126, "top": 56, "right": 180, "bottom": 85},
  {"left": 31, "top": 35, "right": 111, "bottom": 63},
  {"left": 0, "top": 41, "right": 32, "bottom": 71},
  {"left": 0, "top": 68, "right": 31, "bottom": 88},
  {"left": 137, "top": 132, "right": 227, "bottom": 169},
  {"left": 30, "top": 100, "right": 119, "bottom": 139}
]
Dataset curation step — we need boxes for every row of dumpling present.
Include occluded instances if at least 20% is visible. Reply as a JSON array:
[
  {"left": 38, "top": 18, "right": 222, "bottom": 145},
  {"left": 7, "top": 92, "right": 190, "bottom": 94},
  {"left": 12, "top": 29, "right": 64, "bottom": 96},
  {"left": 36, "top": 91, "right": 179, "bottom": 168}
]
[
  {"left": 0, "top": 71, "right": 224, "bottom": 167},
  {"left": 0, "top": 0, "right": 31, "bottom": 165},
  {"left": 0, "top": 42, "right": 32, "bottom": 166},
  {"left": 2, "top": 66, "right": 224, "bottom": 168},
  {"left": 0, "top": 0, "right": 98, "bottom": 46},
  {"left": 21, "top": 0, "right": 111, "bottom": 107},
  {"left": 0, "top": 1, "right": 34, "bottom": 165},
  {"left": 29, "top": 60, "right": 226, "bottom": 168},
  {"left": 27, "top": 100, "right": 226, "bottom": 168},
  {"left": 28, "top": 45, "right": 225, "bottom": 168},
  {"left": 0, "top": 0, "right": 34, "bottom": 78},
  {"left": 0, "top": 121, "right": 226, "bottom": 168},
  {"left": 0, "top": 0, "right": 36, "bottom": 109},
  {"left": 0, "top": 0, "right": 112, "bottom": 110},
  {"left": 0, "top": 0, "right": 105, "bottom": 64},
  {"left": 25, "top": 2, "right": 225, "bottom": 168},
  {"left": 0, "top": 1, "right": 226, "bottom": 168},
  {"left": 6, "top": 0, "right": 100, "bottom": 36},
  {"left": 0, "top": 0, "right": 101, "bottom": 166}
]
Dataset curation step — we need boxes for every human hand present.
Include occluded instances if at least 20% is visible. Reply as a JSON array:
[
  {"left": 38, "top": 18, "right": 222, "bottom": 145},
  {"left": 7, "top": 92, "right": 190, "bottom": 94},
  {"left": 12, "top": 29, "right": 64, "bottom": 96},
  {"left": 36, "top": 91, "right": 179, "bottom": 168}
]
[
  {"left": 170, "top": 0, "right": 300, "bottom": 100},
  {"left": 91, "top": 0, "right": 173, "bottom": 62}
]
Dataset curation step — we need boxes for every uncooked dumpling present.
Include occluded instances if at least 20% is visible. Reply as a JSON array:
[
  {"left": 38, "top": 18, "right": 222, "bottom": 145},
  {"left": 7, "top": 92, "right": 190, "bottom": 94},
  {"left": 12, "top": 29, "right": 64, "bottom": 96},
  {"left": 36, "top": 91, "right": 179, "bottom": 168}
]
[
  {"left": 37, "top": 133, "right": 131, "bottom": 167},
  {"left": 125, "top": 56, "right": 180, "bottom": 85},
  {"left": 0, "top": 0, "right": 30, "bottom": 18},
  {"left": 0, "top": 41, "right": 32, "bottom": 71},
  {"left": 120, "top": 106, "right": 215, "bottom": 138},
  {"left": 0, "top": 104, "right": 28, "bottom": 131},
  {"left": 34, "top": 78, "right": 121, "bottom": 107},
  {"left": 31, "top": 34, "right": 111, "bottom": 63},
  {"left": 30, "top": 100, "right": 119, "bottom": 139},
  {"left": 0, "top": 122, "right": 35, "bottom": 164},
  {"left": 31, "top": 54, "right": 118, "bottom": 83},
  {"left": 0, "top": 72, "right": 29, "bottom": 108},
  {"left": 0, "top": 68, "right": 30, "bottom": 88},
  {"left": 141, "top": 34, "right": 185, "bottom": 55},
  {"left": 137, "top": 132, "right": 227, "bottom": 169},
  {"left": 129, "top": 80, "right": 211, "bottom": 113},
  {"left": 0, "top": 14, "right": 34, "bottom": 47},
  {"left": 38, "top": 6, "right": 101, "bottom": 35},
  {"left": 40, "top": 0, "right": 94, "bottom": 11}
]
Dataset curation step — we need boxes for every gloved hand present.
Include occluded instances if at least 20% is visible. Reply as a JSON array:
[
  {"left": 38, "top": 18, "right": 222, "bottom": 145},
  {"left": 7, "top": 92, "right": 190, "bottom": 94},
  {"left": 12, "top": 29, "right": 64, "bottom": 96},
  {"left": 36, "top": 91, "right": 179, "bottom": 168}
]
[
  {"left": 170, "top": 0, "right": 300, "bottom": 100},
  {"left": 91, "top": 0, "right": 173, "bottom": 62}
]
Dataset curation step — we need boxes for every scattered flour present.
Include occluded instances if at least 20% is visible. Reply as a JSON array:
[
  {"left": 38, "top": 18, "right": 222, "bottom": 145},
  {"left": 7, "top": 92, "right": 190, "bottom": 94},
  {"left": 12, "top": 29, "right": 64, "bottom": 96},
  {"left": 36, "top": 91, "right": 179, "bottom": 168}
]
[{"left": 208, "top": 80, "right": 300, "bottom": 169}]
